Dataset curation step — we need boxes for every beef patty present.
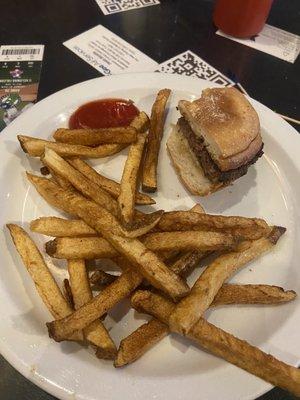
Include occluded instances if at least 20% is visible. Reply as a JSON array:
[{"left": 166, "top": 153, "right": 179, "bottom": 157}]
[{"left": 178, "top": 117, "right": 263, "bottom": 183}]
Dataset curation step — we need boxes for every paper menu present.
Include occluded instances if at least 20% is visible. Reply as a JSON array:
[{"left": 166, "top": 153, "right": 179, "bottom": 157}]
[
  {"left": 217, "top": 24, "right": 300, "bottom": 63},
  {"left": 64, "top": 25, "right": 158, "bottom": 76}
]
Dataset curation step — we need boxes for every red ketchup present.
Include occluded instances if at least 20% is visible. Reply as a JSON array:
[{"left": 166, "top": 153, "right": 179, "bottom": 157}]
[
  {"left": 69, "top": 98, "right": 139, "bottom": 129},
  {"left": 213, "top": 0, "right": 273, "bottom": 39}
]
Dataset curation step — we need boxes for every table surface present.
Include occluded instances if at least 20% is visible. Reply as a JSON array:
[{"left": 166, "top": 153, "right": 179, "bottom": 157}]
[{"left": 0, "top": 0, "right": 299, "bottom": 399}]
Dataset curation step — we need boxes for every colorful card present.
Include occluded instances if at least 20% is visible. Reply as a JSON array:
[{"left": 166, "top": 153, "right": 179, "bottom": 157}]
[
  {"left": 156, "top": 50, "right": 234, "bottom": 87},
  {"left": 0, "top": 45, "right": 44, "bottom": 131},
  {"left": 95, "top": 0, "right": 160, "bottom": 15},
  {"left": 216, "top": 24, "right": 300, "bottom": 63},
  {"left": 64, "top": 25, "right": 158, "bottom": 75}
]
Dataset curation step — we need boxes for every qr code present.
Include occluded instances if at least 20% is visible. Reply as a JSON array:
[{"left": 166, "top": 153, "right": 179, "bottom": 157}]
[
  {"left": 157, "top": 50, "right": 233, "bottom": 87},
  {"left": 96, "top": 0, "right": 160, "bottom": 15}
]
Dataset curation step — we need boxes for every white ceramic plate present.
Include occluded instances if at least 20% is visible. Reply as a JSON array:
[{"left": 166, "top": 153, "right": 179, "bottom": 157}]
[{"left": 0, "top": 73, "right": 299, "bottom": 400}]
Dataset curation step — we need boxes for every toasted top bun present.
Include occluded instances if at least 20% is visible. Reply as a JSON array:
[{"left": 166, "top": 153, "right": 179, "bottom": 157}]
[
  {"left": 178, "top": 87, "right": 262, "bottom": 171},
  {"left": 166, "top": 124, "right": 223, "bottom": 196}
]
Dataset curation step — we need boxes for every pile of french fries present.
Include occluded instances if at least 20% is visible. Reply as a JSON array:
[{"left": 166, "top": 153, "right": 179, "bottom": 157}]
[{"left": 7, "top": 90, "right": 300, "bottom": 397}]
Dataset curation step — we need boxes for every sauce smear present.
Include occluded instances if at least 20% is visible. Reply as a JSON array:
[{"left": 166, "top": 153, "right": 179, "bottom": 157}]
[{"left": 69, "top": 98, "right": 139, "bottom": 129}]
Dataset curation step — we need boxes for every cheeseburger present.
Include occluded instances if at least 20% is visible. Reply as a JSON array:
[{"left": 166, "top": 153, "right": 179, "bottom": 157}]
[{"left": 167, "top": 87, "right": 263, "bottom": 196}]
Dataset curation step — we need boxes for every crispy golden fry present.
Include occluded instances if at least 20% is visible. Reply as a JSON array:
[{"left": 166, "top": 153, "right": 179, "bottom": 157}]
[
  {"left": 115, "top": 318, "right": 168, "bottom": 367},
  {"left": 169, "top": 227, "right": 286, "bottom": 335},
  {"left": 131, "top": 209, "right": 164, "bottom": 232},
  {"left": 142, "top": 231, "right": 235, "bottom": 252},
  {"left": 48, "top": 167, "right": 75, "bottom": 191},
  {"left": 46, "top": 237, "right": 117, "bottom": 259},
  {"left": 131, "top": 290, "right": 300, "bottom": 397},
  {"left": 42, "top": 150, "right": 161, "bottom": 232},
  {"left": 7, "top": 224, "right": 82, "bottom": 341},
  {"left": 107, "top": 234, "right": 189, "bottom": 300},
  {"left": 32, "top": 213, "right": 163, "bottom": 240},
  {"left": 27, "top": 174, "right": 161, "bottom": 239},
  {"left": 30, "top": 217, "right": 97, "bottom": 237},
  {"left": 158, "top": 211, "right": 271, "bottom": 240},
  {"left": 43, "top": 148, "right": 119, "bottom": 216},
  {"left": 44, "top": 234, "right": 222, "bottom": 260},
  {"left": 28, "top": 173, "right": 188, "bottom": 300},
  {"left": 130, "top": 111, "right": 150, "bottom": 133},
  {"left": 118, "top": 133, "right": 147, "bottom": 225},
  {"left": 45, "top": 238, "right": 178, "bottom": 262},
  {"left": 63, "top": 279, "right": 74, "bottom": 308},
  {"left": 168, "top": 203, "right": 207, "bottom": 277},
  {"left": 114, "top": 201, "right": 206, "bottom": 367},
  {"left": 67, "top": 260, "right": 117, "bottom": 358},
  {"left": 7, "top": 224, "right": 73, "bottom": 319},
  {"left": 142, "top": 89, "right": 171, "bottom": 192},
  {"left": 27, "top": 174, "right": 78, "bottom": 215},
  {"left": 115, "top": 283, "right": 296, "bottom": 367},
  {"left": 90, "top": 270, "right": 118, "bottom": 289},
  {"left": 169, "top": 251, "right": 207, "bottom": 277},
  {"left": 212, "top": 284, "right": 296, "bottom": 306},
  {"left": 54, "top": 127, "right": 137, "bottom": 146},
  {"left": 68, "top": 158, "right": 155, "bottom": 205},
  {"left": 158, "top": 250, "right": 180, "bottom": 263},
  {"left": 47, "top": 269, "right": 142, "bottom": 342},
  {"left": 18, "top": 135, "right": 125, "bottom": 158}
]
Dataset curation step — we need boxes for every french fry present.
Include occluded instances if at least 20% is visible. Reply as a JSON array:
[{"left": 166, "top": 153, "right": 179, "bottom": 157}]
[
  {"left": 211, "top": 284, "right": 296, "bottom": 306},
  {"left": 68, "top": 158, "right": 155, "bottom": 205},
  {"left": 44, "top": 232, "right": 231, "bottom": 260},
  {"left": 131, "top": 290, "right": 300, "bottom": 397},
  {"left": 169, "top": 227, "right": 286, "bottom": 335},
  {"left": 107, "top": 233, "right": 189, "bottom": 300},
  {"left": 28, "top": 173, "right": 188, "bottom": 300},
  {"left": 130, "top": 111, "right": 150, "bottom": 133},
  {"left": 46, "top": 237, "right": 117, "bottom": 259},
  {"left": 158, "top": 211, "right": 271, "bottom": 240},
  {"left": 142, "top": 231, "right": 236, "bottom": 252},
  {"left": 169, "top": 251, "right": 207, "bottom": 277},
  {"left": 118, "top": 132, "right": 147, "bottom": 225},
  {"left": 47, "top": 269, "right": 143, "bottom": 342},
  {"left": 18, "top": 135, "right": 125, "bottom": 158},
  {"left": 45, "top": 238, "right": 178, "bottom": 261},
  {"left": 48, "top": 167, "right": 75, "bottom": 191},
  {"left": 27, "top": 173, "right": 79, "bottom": 215},
  {"left": 90, "top": 270, "right": 118, "bottom": 289},
  {"left": 42, "top": 148, "right": 119, "bottom": 216},
  {"left": 115, "top": 318, "right": 168, "bottom": 367},
  {"left": 115, "top": 245, "right": 207, "bottom": 367},
  {"left": 67, "top": 260, "right": 117, "bottom": 359},
  {"left": 63, "top": 279, "right": 74, "bottom": 308},
  {"left": 115, "top": 213, "right": 285, "bottom": 368},
  {"left": 7, "top": 224, "right": 82, "bottom": 341},
  {"left": 27, "top": 174, "right": 161, "bottom": 239},
  {"left": 54, "top": 127, "right": 137, "bottom": 146},
  {"left": 30, "top": 217, "right": 97, "bottom": 237},
  {"left": 168, "top": 203, "right": 207, "bottom": 277},
  {"left": 43, "top": 149, "right": 161, "bottom": 232},
  {"left": 115, "top": 283, "right": 296, "bottom": 367},
  {"left": 142, "top": 89, "right": 171, "bottom": 192}
]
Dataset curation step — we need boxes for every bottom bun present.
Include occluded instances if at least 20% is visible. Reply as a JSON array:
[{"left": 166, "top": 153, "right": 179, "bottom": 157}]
[{"left": 166, "top": 125, "right": 224, "bottom": 196}]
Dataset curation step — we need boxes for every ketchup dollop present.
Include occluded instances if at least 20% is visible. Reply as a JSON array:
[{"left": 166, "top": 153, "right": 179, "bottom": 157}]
[{"left": 69, "top": 98, "right": 139, "bottom": 129}]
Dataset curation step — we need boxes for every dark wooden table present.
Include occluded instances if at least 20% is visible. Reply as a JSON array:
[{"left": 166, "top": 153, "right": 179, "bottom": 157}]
[{"left": 0, "top": 0, "right": 299, "bottom": 399}]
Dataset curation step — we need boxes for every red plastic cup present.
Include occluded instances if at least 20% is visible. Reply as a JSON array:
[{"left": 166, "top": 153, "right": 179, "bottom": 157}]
[{"left": 213, "top": 0, "right": 273, "bottom": 39}]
